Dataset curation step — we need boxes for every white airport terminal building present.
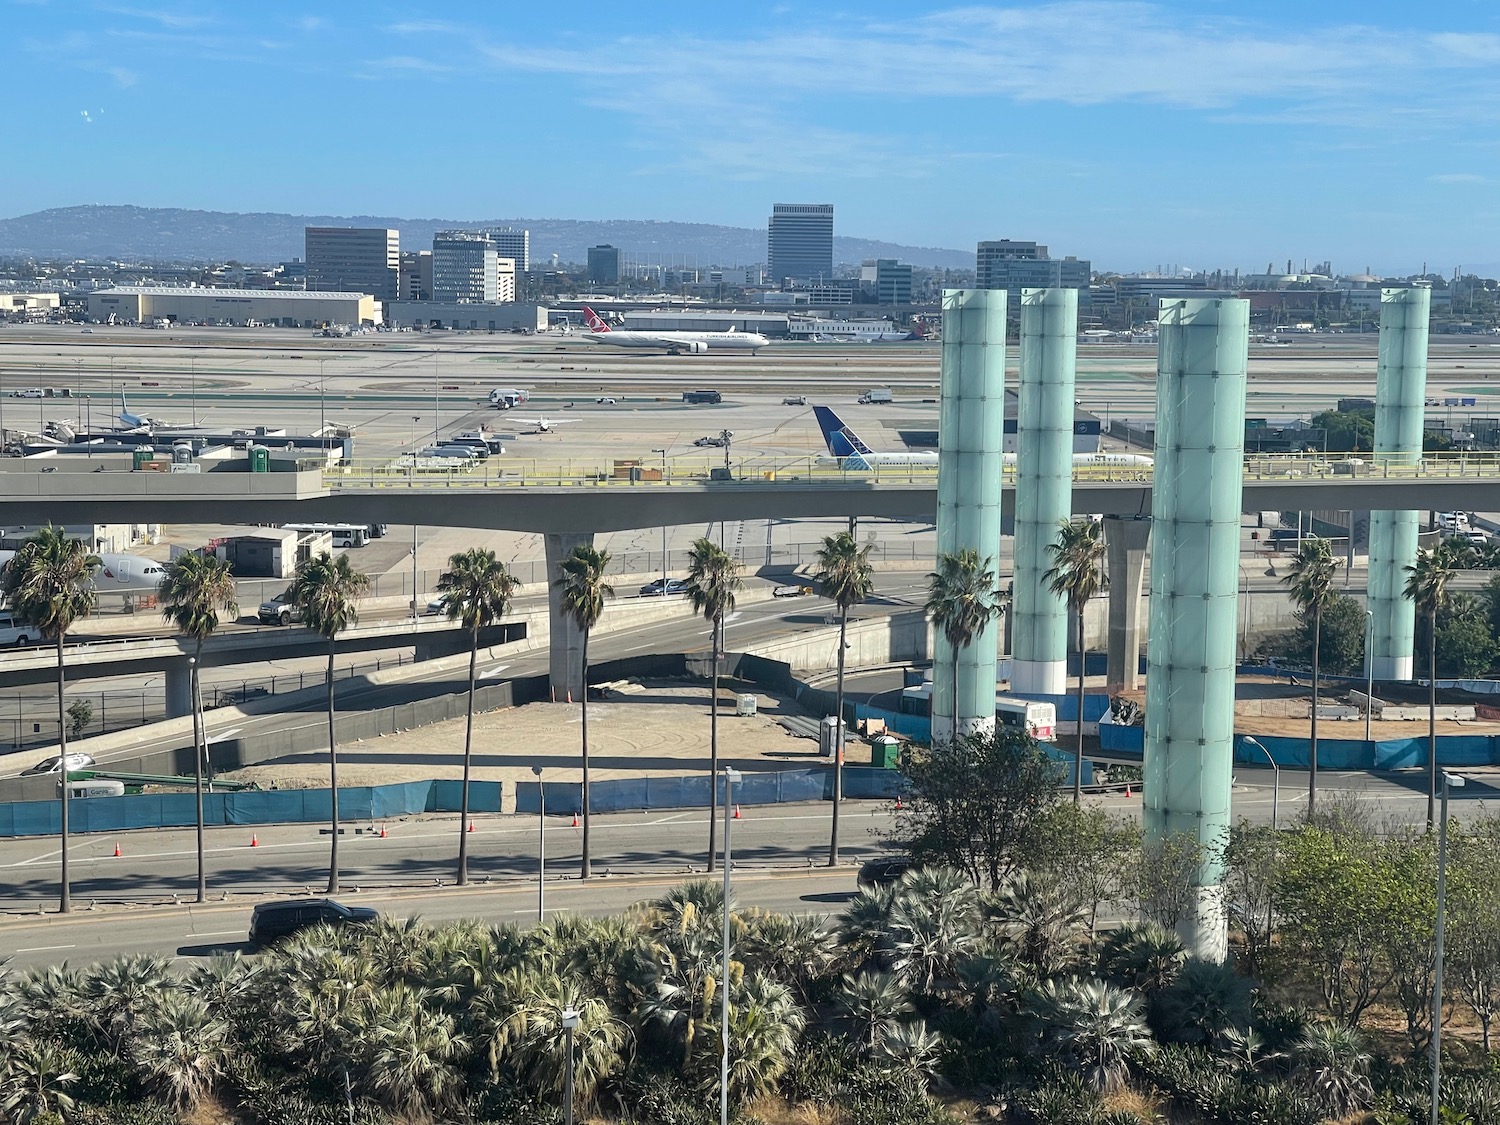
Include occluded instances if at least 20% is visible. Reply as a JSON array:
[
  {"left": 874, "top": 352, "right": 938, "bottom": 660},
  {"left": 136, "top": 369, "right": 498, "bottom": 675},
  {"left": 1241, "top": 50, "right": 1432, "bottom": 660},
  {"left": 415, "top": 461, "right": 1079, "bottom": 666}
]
[{"left": 86, "top": 287, "right": 378, "bottom": 327}]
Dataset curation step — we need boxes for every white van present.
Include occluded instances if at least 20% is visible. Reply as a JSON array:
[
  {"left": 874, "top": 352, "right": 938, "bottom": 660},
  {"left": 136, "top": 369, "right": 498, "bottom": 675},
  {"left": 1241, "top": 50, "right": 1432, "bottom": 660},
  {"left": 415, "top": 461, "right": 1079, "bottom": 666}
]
[{"left": 0, "top": 613, "right": 36, "bottom": 647}]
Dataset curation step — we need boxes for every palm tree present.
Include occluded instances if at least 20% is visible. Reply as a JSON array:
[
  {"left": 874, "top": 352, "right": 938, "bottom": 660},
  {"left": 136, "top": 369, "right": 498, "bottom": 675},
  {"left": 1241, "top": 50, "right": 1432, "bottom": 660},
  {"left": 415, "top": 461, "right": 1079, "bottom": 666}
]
[
  {"left": 813, "top": 529, "right": 874, "bottom": 866},
  {"left": 0, "top": 526, "right": 100, "bottom": 914},
  {"left": 436, "top": 548, "right": 519, "bottom": 885},
  {"left": 1405, "top": 541, "right": 1466, "bottom": 830},
  {"left": 1032, "top": 977, "right": 1151, "bottom": 1094},
  {"left": 158, "top": 552, "right": 239, "bottom": 904},
  {"left": 686, "top": 537, "right": 743, "bottom": 872},
  {"left": 129, "top": 991, "right": 229, "bottom": 1111},
  {"left": 0, "top": 1039, "right": 79, "bottom": 1124},
  {"left": 834, "top": 970, "right": 913, "bottom": 1053},
  {"left": 1282, "top": 537, "right": 1342, "bottom": 816},
  {"left": 1043, "top": 519, "right": 1109, "bottom": 803},
  {"left": 925, "top": 548, "right": 1004, "bottom": 746},
  {"left": 554, "top": 544, "right": 613, "bottom": 880},
  {"left": 1293, "top": 1022, "right": 1375, "bottom": 1118},
  {"left": 290, "top": 551, "right": 370, "bottom": 893}
]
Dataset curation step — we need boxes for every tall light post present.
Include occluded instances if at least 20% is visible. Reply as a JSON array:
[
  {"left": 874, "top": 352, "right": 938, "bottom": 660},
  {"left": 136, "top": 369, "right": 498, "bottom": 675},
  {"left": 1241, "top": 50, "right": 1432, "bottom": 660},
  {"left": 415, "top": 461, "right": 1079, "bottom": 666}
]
[
  {"left": 432, "top": 351, "right": 440, "bottom": 447},
  {"left": 651, "top": 448, "right": 668, "bottom": 590},
  {"left": 720, "top": 765, "right": 739, "bottom": 1125},
  {"left": 1365, "top": 609, "right": 1375, "bottom": 742},
  {"left": 561, "top": 1006, "right": 579, "bottom": 1125},
  {"left": 1433, "top": 770, "right": 1466, "bottom": 1125},
  {"left": 189, "top": 655, "right": 206, "bottom": 904},
  {"left": 532, "top": 764, "right": 545, "bottom": 922},
  {"left": 1238, "top": 562, "right": 1251, "bottom": 662},
  {"left": 1241, "top": 734, "right": 1280, "bottom": 939},
  {"left": 318, "top": 358, "right": 326, "bottom": 438}
]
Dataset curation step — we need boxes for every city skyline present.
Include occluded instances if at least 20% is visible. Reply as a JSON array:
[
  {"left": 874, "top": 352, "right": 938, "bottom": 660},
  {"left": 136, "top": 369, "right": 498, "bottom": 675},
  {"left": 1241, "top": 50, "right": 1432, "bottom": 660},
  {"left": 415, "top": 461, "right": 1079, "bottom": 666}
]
[{"left": 6, "top": 0, "right": 1500, "bottom": 273}]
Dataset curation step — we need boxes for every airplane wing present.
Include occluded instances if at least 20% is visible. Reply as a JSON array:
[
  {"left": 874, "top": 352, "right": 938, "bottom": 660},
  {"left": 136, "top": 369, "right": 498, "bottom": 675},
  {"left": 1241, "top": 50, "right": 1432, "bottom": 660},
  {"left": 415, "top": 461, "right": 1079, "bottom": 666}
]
[{"left": 514, "top": 418, "right": 576, "bottom": 426}]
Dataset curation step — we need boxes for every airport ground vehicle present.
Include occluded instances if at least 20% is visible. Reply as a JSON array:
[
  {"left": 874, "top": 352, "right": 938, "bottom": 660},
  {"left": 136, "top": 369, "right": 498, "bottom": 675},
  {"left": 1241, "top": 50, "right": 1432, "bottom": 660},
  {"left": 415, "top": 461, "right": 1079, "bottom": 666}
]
[
  {"left": 0, "top": 613, "right": 35, "bottom": 647},
  {"left": 682, "top": 389, "right": 722, "bottom": 404},
  {"left": 596, "top": 396, "right": 617, "bottom": 405},
  {"left": 281, "top": 523, "right": 370, "bottom": 549},
  {"left": 23, "top": 753, "right": 97, "bottom": 776},
  {"left": 443, "top": 437, "right": 495, "bottom": 458},
  {"left": 857, "top": 856, "right": 914, "bottom": 890},
  {"left": 857, "top": 388, "right": 894, "bottom": 404},
  {"left": 996, "top": 697, "right": 1057, "bottom": 741},
  {"left": 258, "top": 594, "right": 303, "bottom": 625},
  {"left": 783, "top": 395, "right": 807, "bottom": 406},
  {"left": 693, "top": 435, "right": 728, "bottom": 447},
  {"left": 773, "top": 584, "right": 812, "bottom": 597},
  {"left": 488, "top": 387, "right": 529, "bottom": 408},
  {"left": 639, "top": 578, "right": 688, "bottom": 596},
  {"left": 453, "top": 431, "right": 504, "bottom": 453},
  {"left": 249, "top": 898, "right": 379, "bottom": 947}
]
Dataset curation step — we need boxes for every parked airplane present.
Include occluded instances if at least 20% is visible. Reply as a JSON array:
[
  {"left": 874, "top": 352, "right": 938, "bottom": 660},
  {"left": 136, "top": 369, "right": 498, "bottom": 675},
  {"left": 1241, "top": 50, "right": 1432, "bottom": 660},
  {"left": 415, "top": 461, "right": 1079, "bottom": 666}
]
[
  {"left": 117, "top": 393, "right": 179, "bottom": 433},
  {"left": 812, "top": 406, "right": 1154, "bottom": 471},
  {"left": 511, "top": 416, "right": 574, "bottom": 433},
  {"left": 0, "top": 550, "right": 167, "bottom": 595},
  {"left": 580, "top": 307, "right": 769, "bottom": 354}
]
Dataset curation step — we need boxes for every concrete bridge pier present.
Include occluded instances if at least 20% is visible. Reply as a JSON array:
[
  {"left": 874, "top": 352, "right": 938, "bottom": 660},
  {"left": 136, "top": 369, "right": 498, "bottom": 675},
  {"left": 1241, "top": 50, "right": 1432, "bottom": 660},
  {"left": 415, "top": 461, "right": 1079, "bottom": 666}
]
[
  {"left": 545, "top": 531, "right": 593, "bottom": 702},
  {"left": 1143, "top": 297, "right": 1249, "bottom": 962},
  {"left": 164, "top": 658, "right": 193, "bottom": 720},
  {"left": 1104, "top": 515, "right": 1151, "bottom": 691}
]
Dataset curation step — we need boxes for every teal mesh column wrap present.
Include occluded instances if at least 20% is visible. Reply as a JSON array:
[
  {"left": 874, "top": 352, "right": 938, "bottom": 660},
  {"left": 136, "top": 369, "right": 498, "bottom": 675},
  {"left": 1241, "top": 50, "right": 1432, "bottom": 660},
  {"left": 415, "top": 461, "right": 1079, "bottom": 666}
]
[
  {"left": 1012, "top": 288, "right": 1077, "bottom": 695},
  {"left": 1143, "top": 298, "right": 1248, "bottom": 961},
  {"left": 933, "top": 288, "right": 1007, "bottom": 743},
  {"left": 1368, "top": 286, "right": 1431, "bottom": 681}
]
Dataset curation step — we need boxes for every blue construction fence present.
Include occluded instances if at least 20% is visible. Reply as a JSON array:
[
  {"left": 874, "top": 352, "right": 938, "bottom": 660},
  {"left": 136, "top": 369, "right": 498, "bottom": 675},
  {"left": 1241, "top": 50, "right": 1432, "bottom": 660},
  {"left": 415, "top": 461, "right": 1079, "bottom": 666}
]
[
  {"left": 1097, "top": 723, "right": 1500, "bottom": 771},
  {"left": 0, "top": 768, "right": 901, "bottom": 839}
]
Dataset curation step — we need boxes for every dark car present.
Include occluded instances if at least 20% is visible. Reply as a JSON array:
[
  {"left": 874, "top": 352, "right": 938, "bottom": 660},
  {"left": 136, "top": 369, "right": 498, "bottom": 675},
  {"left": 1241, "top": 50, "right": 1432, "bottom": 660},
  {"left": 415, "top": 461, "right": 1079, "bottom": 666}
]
[
  {"left": 248, "top": 898, "right": 379, "bottom": 946},
  {"left": 857, "top": 857, "right": 915, "bottom": 891},
  {"left": 639, "top": 578, "right": 688, "bottom": 597}
]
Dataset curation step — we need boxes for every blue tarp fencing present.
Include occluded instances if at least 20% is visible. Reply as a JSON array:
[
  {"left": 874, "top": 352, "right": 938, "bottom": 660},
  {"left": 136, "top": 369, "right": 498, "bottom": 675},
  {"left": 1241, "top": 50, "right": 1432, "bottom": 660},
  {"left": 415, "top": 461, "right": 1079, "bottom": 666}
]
[
  {"left": 516, "top": 767, "right": 902, "bottom": 816},
  {"left": 1097, "top": 723, "right": 1500, "bottom": 772}
]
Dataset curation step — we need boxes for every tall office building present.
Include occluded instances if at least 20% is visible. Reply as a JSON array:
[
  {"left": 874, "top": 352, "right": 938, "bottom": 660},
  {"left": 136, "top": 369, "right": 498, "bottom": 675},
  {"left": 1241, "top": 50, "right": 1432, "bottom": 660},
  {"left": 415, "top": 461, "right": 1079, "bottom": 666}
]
[
  {"left": 432, "top": 232, "right": 500, "bottom": 303},
  {"left": 398, "top": 251, "right": 432, "bottom": 301},
  {"left": 588, "top": 245, "right": 620, "bottom": 285},
  {"left": 304, "top": 227, "right": 399, "bottom": 301},
  {"left": 488, "top": 227, "right": 530, "bottom": 273},
  {"left": 768, "top": 203, "right": 834, "bottom": 285},
  {"left": 977, "top": 240, "right": 1091, "bottom": 306}
]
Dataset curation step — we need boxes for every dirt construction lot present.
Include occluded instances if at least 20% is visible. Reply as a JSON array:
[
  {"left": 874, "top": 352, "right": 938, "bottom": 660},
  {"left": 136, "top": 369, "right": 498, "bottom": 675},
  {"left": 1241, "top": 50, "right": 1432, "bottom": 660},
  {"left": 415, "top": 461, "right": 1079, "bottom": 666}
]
[{"left": 220, "top": 681, "right": 836, "bottom": 790}]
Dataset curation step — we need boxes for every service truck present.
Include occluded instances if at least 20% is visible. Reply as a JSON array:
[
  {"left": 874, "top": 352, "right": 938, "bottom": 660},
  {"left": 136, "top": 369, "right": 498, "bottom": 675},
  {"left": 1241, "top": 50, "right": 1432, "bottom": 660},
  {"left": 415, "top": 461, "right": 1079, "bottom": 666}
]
[{"left": 858, "top": 388, "right": 894, "bottom": 404}]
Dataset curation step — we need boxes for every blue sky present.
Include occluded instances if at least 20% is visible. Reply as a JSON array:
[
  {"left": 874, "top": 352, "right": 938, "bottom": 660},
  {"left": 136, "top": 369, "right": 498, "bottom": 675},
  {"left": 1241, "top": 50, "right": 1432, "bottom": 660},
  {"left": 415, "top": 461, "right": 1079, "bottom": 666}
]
[{"left": 5, "top": 0, "right": 1500, "bottom": 273}]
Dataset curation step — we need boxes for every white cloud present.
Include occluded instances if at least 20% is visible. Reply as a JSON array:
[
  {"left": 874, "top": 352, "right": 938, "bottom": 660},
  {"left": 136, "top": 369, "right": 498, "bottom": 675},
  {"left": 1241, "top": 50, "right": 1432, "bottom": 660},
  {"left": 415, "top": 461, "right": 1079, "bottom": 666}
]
[{"left": 94, "top": 4, "right": 211, "bottom": 29}]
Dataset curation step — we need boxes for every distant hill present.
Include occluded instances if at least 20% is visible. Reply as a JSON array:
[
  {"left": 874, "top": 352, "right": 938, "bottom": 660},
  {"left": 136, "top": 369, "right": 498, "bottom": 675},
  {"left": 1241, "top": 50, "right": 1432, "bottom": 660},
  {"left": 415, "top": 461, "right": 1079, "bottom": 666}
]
[{"left": 0, "top": 205, "right": 975, "bottom": 270}]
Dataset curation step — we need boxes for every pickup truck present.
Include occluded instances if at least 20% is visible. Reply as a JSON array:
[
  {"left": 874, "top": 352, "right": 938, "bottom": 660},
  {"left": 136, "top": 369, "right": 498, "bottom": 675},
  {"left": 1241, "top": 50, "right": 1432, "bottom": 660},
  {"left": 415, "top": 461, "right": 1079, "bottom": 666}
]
[{"left": 258, "top": 596, "right": 303, "bottom": 626}]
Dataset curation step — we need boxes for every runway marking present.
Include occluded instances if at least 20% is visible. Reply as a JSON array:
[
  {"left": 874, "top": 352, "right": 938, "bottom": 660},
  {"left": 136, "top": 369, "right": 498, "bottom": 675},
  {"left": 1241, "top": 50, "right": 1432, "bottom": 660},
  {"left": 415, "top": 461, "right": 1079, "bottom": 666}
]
[{"left": 16, "top": 944, "right": 75, "bottom": 953}]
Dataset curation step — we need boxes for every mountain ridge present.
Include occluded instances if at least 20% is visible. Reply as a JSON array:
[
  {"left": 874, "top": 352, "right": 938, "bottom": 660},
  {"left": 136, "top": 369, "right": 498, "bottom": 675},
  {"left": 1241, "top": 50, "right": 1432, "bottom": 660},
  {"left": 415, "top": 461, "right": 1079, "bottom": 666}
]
[{"left": 0, "top": 205, "right": 976, "bottom": 271}]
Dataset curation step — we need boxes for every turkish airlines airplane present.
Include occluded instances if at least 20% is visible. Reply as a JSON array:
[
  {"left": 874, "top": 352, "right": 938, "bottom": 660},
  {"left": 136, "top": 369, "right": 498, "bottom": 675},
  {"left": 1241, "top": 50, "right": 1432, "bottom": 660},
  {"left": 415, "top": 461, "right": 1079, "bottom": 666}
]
[
  {"left": 0, "top": 550, "right": 168, "bottom": 595},
  {"left": 580, "top": 307, "right": 769, "bottom": 354},
  {"left": 813, "top": 406, "right": 1154, "bottom": 471}
]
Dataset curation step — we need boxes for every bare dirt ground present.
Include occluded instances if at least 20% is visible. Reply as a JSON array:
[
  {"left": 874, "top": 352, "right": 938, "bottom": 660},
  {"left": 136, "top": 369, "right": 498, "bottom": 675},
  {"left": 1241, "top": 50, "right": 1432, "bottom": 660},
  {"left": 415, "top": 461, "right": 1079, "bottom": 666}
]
[{"left": 220, "top": 680, "right": 836, "bottom": 790}]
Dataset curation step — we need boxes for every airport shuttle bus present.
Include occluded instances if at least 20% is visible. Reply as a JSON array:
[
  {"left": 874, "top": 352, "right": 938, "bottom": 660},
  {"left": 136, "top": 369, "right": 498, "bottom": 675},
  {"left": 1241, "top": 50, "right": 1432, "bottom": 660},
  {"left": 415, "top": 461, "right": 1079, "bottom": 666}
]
[
  {"left": 280, "top": 523, "right": 371, "bottom": 549},
  {"left": 996, "top": 697, "right": 1057, "bottom": 742}
]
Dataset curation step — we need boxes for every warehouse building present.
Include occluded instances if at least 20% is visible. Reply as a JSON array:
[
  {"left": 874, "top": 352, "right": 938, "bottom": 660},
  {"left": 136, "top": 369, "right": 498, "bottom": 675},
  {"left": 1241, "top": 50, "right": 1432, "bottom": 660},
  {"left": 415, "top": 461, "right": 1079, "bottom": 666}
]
[
  {"left": 87, "top": 287, "right": 378, "bottom": 327},
  {"left": 383, "top": 301, "right": 548, "bottom": 332}
]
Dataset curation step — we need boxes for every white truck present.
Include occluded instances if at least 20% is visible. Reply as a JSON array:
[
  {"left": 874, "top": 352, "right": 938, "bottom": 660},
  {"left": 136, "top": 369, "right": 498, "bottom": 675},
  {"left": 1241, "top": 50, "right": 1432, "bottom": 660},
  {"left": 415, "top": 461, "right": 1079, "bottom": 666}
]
[
  {"left": 858, "top": 388, "right": 894, "bottom": 404},
  {"left": 487, "top": 387, "right": 529, "bottom": 409}
]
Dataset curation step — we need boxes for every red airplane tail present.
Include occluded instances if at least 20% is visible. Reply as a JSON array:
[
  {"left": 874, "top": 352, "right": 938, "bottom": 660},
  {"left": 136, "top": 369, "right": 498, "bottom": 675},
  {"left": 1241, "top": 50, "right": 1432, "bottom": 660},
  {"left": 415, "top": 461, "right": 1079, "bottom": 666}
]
[{"left": 582, "top": 306, "right": 611, "bottom": 332}]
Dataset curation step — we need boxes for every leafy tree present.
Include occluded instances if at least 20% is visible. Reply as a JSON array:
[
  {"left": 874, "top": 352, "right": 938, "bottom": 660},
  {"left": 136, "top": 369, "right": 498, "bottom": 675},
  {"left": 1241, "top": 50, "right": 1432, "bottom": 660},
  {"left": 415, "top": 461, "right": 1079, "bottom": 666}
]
[
  {"left": 1281, "top": 537, "right": 1341, "bottom": 815},
  {"left": 1043, "top": 518, "right": 1108, "bottom": 804},
  {"left": 0, "top": 526, "right": 100, "bottom": 914},
  {"left": 1222, "top": 820, "right": 1277, "bottom": 975},
  {"left": 1305, "top": 592, "right": 1367, "bottom": 676},
  {"left": 1434, "top": 593, "right": 1498, "bottom": 678},
  {"left": 1034, "top": 803, "right": 1139, "bottom": 936},
  {"left": 289, "top": 551, "right": 370, "bottom": 894},
  {"left": 158, "top": 551, "right": 239, "bottom": 904},
  {"left": 813, "top": 529, "right": 874, "bottom": 867},
  {"left": 64, "top": 698, "right": 92, "bottom": 739},
  {"left": 685, "top": 537, "right": 742, "bottom": 872},
  {"left": 924, "top": 548, "right": 1004, "bottom": 746},
  {"left": 1134, "top": 832, "right": 1213, "bottom": 933},
  {"left": 437, "top": 548, "right": 519, "bottom": 885},
  {"left": 1309, "top": 407, "right": 1372, "bottom": 452},
  {"left": 1450, "top": 821, "right": 1500, "bottom": 1050},
  {"left": 891, "top": 727, "right": 1063, "bottom": 891},
  {"left": 1405, "top": 540, "right": 1468, "bottom": 829},
  {"left": 554, "top": 544, "right": 610, "bottom": 879}
]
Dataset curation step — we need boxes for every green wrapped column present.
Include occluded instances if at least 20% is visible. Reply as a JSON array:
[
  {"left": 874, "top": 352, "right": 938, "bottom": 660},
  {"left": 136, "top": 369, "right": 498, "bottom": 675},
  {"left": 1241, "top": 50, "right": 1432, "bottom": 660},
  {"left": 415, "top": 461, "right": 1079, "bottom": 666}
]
[
  {"left": 934, "top": 288, "right": 1007, "bottom": 743},
  {"left": 1012, "top": 288, "right": 1076, "bottom": 695},
  {"left": 1143, "top": 298, "right": 1248, "bottom": 961},
  {"left": 1367, "top": 285, "right": 1431, "bottom": 681}
]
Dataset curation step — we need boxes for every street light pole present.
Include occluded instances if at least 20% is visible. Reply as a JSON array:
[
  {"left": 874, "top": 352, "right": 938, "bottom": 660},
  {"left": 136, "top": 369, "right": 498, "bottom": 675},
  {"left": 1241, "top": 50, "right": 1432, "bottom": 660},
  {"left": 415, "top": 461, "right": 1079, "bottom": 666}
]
[
  {"left": 561, "top": 1007, "right": 579, "bottom": 1125},
  {"left": 652, "top": 448, "right": 668, "bottom": 588},
  {"left": 532, "top": 764, "right": 545, "bottom": 922},
  {"left": 189, "top": 655, "right": 206, "bottom": 903},
  {"left": 721, "top": 766, "right": 739, "bottom": 1125},
  {"left": 1433, "top": 771, "right": 1465, "bottom": 1125},
  {"left": 1242, "top": 735, "right": 1280, "bottom": 940},
  {"left": 1365, "top": 610, "right": 1375, "bottom": 743}
]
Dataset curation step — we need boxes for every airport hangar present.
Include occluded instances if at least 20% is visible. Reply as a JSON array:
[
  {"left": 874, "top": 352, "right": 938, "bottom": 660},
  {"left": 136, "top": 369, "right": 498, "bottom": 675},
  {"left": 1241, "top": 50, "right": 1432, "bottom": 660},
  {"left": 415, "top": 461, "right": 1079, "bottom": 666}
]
[{"left": 86, "top": 286, "right": 379, "bottom": 328}]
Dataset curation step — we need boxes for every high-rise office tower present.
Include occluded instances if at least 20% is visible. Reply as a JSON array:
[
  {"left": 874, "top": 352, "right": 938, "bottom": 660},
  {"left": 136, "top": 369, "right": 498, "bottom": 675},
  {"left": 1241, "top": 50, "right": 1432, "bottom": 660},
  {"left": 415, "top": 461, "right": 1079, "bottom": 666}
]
[
  {"left": 432, "top": 232, "right": 499, "bottom": 303},
  {"left": 976, "top": 240, "right": 1091, "bottom": 307},
  {"left": 488, "top": 228, "right": 530, "bottom": 273},
  {"left": 588, "top": 245, "right": 621, "bottom": 285},
  {"left": 304, "top": 227, "right": 399, "bottom": 301},
  {"left": 768, "top": 203, "right": 834, "bottom": 285}
]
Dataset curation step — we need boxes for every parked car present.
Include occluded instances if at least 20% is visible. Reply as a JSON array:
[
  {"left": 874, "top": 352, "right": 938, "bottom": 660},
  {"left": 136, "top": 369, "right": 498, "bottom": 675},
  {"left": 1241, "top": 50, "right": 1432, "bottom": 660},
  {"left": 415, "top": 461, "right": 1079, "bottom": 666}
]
[
  {"left": 856, "top": 856, "right": 914, "bottom": 891},
  {"left": 639, "top": 578, "right": 688, "bottom": 597},
  {"left": 23, "top": 752, "right": 97, "bottom": 776},
  {"left": 248, "top": 898, "right": 379, "bottom": 947},
  {"left": 596, "top": 396, "right": 618, "bottom": 405},
  {"left": 693, "top": 435, "right": 728, "bottom": 448}
]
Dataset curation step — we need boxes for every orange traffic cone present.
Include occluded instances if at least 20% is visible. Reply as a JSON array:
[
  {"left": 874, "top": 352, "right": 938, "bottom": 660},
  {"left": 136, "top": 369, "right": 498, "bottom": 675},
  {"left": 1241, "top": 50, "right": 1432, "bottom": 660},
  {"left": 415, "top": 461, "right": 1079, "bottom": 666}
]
[
  {"left": 250, "top": 833, "right": 259, "bottom": 848},
  {"left": 733, "top": 804, "right": 742, "bottom": 820},
  {"left": 894, "top": 795, "right": 904, "bottom": 811},
  {"left": 467, "top": 821, "right": 476, "bottom": 833},
  {"left": 1124, "top": 783, "right": 1132, "bottom": 798},
  {"left": 571, "top": 812, "right": 580, "bottom": 828},
  {"left": 112, "top": 841, "right": 121, "bottom": 858},
  {"left": 379, "top": 824, "right": 388, "bottom": 839}
]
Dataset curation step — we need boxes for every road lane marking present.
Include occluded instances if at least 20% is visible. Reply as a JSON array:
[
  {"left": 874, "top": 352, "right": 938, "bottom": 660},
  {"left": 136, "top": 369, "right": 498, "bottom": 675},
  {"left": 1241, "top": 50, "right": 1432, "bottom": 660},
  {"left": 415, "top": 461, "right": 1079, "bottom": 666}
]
[
  {"left": 16, "top": 944, "right": 75, "bottom": 953},
  {"left": 188, "top": 930, "right": 244, "bottom": 938}
]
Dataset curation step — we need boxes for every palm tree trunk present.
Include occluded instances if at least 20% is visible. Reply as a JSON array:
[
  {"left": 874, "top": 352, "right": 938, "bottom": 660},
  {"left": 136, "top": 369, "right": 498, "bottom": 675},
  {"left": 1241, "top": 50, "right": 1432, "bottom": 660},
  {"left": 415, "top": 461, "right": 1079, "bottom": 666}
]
[
  {"left": 457, "top": 630, "right": 477, "bottom": 885},
  {"left": 192, "top": 639, "right": 206, "bottom": 904},
  {"left": 326, "top": 637, "right": 340, "bottom": 895},
  {"left": 1309, "top": 606, "right": 1321, "bottom": 815},
  {"left": 56, "top": 632, "right": 70, "bottom": 915},
  {"left": 581, "top": 627, "right": 592, "bottom": 880},
  {"left": 829, "top": 604, "right": 848, "bottom": 866},
  {"left": 708, "top": 615, "right": 720, "bottom": 873},
  {"left": 1428, "top": 612, "right": 1438, "bottom": 832},
  {"left": 1074, "top": 605, "right": 1085, "bottom": 804}
]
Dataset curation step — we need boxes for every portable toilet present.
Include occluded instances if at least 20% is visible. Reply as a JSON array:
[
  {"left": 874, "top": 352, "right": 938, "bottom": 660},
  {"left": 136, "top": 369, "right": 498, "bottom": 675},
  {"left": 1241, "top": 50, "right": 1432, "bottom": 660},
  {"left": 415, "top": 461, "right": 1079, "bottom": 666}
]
[
  {"left": 249, "top": 444, "right": 269, "bottom": 473},
  {"left": 131, "top": 447, "right": 155, "bottom": 470},
  {"left": 171, "top": 443, "right": 194, "bottom": 464},
  {"left": 870, "top": 735, "right": 900, "bottom": 769},
  {"left": 735, "top": 693, "right": 757, "bottom": 717}
]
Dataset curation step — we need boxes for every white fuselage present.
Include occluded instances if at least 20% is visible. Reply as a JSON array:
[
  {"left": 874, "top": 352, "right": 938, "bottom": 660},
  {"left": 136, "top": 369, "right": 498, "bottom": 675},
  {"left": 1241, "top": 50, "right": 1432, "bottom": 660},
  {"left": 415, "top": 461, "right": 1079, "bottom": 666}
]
[
  {"left": 583, "top": 330, "right": 769, "bottom": 353},
  {"left": 817, "top": 451, "right": 1154, "bottom": 468},
  {"left": 0, "top": 550, "right": 167, "bottom": 595}
]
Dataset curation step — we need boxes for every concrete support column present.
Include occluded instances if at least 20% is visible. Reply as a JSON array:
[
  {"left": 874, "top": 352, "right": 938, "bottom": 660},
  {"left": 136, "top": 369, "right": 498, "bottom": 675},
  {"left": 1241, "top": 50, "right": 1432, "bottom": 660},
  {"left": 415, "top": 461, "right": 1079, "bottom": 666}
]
[
  {"left": 1368, "top": 285, "right": 1431, "bottom": 681},
  {"left": 164, "top": 659, "right": 193, "bottom": 720},
  {"left": 1104, "top": 515, "right": 1151, "bottom": 691},
  {"left": 545, "top": 531, "right": 593, "bottom": 702},
  {"left": 1012, "top": 288, "right": 1076, "bottom": 695},
  {"left": 1143, "top": 297, "right": 1249, "bottom": 962},
  {"left": 933, "top": 288, "right": 1006, "bottom": 743}
]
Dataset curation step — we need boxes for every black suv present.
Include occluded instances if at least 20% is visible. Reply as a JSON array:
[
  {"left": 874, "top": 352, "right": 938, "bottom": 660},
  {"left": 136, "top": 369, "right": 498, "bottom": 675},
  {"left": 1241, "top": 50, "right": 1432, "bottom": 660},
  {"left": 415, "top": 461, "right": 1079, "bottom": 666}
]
[
  {"left": 857, "top": 857, "right": 915, "bottom": 891},
  {"left": 248, "top": 898, "right": 378, "bottom": 946}
]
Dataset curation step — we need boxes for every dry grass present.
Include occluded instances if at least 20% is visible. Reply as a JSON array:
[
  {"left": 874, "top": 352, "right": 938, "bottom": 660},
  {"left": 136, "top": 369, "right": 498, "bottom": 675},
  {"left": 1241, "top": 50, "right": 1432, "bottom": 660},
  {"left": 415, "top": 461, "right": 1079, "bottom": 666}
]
[
  {"left": 745, "top": 1093, "right": 848, "bottom": 1125},
  {"left": 1101, "top": 1087, "right": 1165, "bottom": 1122}
]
